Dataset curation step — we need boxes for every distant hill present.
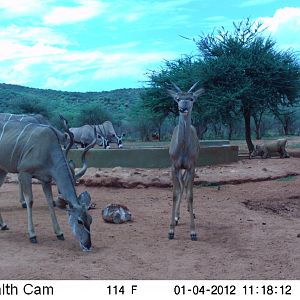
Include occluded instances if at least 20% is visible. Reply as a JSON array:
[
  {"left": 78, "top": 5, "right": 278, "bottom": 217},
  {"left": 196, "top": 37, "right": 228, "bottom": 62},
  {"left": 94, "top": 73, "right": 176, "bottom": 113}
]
[{"left": 0, "top": 83, "right": 144, "bottom": 127}]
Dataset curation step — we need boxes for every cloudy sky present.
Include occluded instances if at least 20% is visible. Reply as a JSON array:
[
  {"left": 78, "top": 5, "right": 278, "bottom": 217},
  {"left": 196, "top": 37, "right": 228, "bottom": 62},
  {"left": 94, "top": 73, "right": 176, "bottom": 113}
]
[{"left": 0, "top": 0, "right": 299, "bottom": 92}]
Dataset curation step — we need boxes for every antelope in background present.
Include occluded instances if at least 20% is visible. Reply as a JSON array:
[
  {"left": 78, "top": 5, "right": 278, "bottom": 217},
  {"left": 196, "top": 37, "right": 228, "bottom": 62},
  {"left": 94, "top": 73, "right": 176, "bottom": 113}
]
[
  {"left": 167, "top": 82, "right": 205, "bottom": 241},
  {"left": 98, "top": 121, "right": 125, "bottom": 149},
  {"left": 70, "top": 124, "right": 108, "bottom": 149},
  {"left": 0, "top": 120, "right": 93, "bottom": 251}
]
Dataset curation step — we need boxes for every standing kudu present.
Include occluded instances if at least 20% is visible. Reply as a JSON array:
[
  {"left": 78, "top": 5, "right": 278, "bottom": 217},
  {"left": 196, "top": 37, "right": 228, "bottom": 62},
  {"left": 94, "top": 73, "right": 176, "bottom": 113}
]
[
  {"left": 167, "top": 82, "right": 204, "bottom": 241},
  {"left": 0, "top": 120, "right": 93, "bottom": 251}
]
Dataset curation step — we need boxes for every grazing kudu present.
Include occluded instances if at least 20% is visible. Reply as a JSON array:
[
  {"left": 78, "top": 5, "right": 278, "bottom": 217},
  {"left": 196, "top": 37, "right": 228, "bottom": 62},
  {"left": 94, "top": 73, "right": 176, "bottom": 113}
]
[
  {"left": 98, "top": 121, "right": 125, "bottom": 149},
  {"left": 54, "top": 117, "right": 97, "bottom": 210},
  {"left": 167, "top": 82, "right": 204, "bottom": 241},
  {"left": 70, "top": 125, "right": 107, "bottom": 149},
  {"left": 0, "top": 113, "right": 70, "bottom": 208},
  {"left": 0, "top": 120, "right": 93, "bottom": 251}
]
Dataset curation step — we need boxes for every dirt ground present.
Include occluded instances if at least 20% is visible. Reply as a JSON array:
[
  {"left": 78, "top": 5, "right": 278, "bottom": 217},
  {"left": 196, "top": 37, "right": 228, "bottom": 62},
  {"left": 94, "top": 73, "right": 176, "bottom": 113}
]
[{"left": 1, "top": 156, "right": 300, "bottom": 280}]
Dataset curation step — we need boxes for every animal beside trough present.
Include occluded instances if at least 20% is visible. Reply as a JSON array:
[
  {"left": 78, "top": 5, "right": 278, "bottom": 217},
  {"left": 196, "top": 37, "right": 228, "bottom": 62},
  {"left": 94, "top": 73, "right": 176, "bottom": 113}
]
[
  {"left": 97, "top": 121, "right": 125, "bottom": 149},
  {"left": 0, "top": 120, "right": 93, "bottom": 251},
  {"left": 70, "top": 121, "right": 125, "bottom": 149},
  {"left": 250, "top": 138, "right": 290, "bottom": 159},
  {"left": 70, "top": 124, "right": 107, "bottom": 149}
]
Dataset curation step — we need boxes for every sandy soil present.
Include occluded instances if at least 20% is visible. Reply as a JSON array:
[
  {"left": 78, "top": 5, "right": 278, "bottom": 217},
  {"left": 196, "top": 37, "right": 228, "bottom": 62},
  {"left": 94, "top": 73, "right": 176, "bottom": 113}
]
[{"left": 1, "top": 157, "right": 300, "bottom": 280}]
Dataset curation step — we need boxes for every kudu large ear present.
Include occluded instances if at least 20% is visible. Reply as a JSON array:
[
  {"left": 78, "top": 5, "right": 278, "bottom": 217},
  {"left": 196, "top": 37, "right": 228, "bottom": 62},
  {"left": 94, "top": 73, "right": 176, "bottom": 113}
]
[
  {"left": 193, "top": 88, "right": 205, "bottom": 99},
  {"left": 166, "top": 89, "right": 179, "bottom": 102}
]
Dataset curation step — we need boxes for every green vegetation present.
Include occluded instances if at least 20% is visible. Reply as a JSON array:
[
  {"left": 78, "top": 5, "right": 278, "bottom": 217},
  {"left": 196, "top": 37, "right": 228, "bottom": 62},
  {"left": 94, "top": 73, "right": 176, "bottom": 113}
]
[
  {"left": 142, "top": 18, "right": 300, "bottom": 149},
  {"left": 1, "top": 18, "right": 300, "bottom": 145},
  {"left": 0, "top": 83, "right": 142, "bottom": 131}
]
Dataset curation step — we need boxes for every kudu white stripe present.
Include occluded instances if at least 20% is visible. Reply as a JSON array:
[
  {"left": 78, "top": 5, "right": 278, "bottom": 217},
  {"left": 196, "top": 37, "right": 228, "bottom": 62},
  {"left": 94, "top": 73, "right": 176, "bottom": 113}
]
[
  {"left": 10, "top": 123, "right": 34, "bottom": 164},
  {"left": 0, "top": 120, "right": 93, "bottom": 251},
  {"left": 0, "top": 120, "right": 10, "bottom": 144}
]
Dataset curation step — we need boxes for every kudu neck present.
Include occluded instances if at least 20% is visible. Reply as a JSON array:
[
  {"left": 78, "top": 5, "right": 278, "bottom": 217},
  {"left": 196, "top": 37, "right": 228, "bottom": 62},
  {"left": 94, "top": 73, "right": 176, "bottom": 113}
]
[
  {"left": 177, "top": 112, "right": 192, "bottom": 143},
  {"left": 50, "top": 149, "right": 79, "bottom": 207}
]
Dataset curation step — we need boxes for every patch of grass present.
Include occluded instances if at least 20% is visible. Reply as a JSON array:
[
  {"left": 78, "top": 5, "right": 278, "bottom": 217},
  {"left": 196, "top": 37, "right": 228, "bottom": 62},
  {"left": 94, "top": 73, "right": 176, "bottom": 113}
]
[{"left": 275, "top": 175, "right": 298, "bottom": 182}]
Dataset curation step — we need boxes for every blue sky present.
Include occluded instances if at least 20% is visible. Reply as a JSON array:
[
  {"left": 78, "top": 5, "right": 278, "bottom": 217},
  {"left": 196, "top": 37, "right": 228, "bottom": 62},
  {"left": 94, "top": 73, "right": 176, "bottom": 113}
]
[{"left": 0, "top": 0, "right": 299, "bottom": 92}]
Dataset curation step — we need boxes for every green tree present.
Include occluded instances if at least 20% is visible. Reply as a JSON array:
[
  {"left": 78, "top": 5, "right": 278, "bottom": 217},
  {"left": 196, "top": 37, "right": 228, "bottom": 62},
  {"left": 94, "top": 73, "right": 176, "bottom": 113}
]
[
  {"left": 10, "top": 97, "right": 51, "bottom": 118},
  {"left": 128, "top": 101, "right": 155, "bottom": 141},
  {"left": 196, "top": 18, "right": 300, "bottom": 151},
  {"left": 77, "top": 103, "right": 111, "bottom": 125},
  {"left": 143, "top": 56, "right": 213, "bottom": 138}
]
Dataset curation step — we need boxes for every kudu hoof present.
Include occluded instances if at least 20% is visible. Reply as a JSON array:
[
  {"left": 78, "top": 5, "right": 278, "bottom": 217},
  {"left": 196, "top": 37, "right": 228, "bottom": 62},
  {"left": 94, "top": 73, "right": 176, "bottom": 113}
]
[
  {"left": 21, "top": 202, "right": 27, "bottom": 209},
  {"left": 56, "top": 234, "right": 65, "bottom": 241},
  {"left": 168, "top": 232, "right": 174, "bottom": 240},
  {"left": 190, "top": 233, "right": 197, "bottom": 241},
  {"left": 29, "top": 236, "right": 37, "bottom": 243},
  {"left": 1, "top": 224, "right": 9, "bottom": 230}
]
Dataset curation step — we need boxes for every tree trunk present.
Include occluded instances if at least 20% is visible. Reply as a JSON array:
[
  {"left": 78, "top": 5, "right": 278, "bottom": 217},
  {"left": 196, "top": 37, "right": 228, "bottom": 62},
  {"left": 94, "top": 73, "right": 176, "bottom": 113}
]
[
  {"left": 227, "top": 124, "right": 233, "bottom": 140},
  {"left": 252, "top": 111, "right": 264, "bottom": 140},
  {"left": 158, "top": 126, "right": 161, "bottom": 141},
  {"left": 244, "top": 110, "right": 254, "bottom": 153},
  {"left": 283, "top": 124, "right": 289, "bottom": 136}
]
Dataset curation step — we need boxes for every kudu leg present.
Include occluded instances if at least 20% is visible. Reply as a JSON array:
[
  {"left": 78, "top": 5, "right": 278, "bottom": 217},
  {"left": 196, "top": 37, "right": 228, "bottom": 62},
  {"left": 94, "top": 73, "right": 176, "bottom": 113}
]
[
  {"left": 186, "top": 170, "right": 197, "bottom": 241},
  {"left": 18, "top": 183, "right": 27, "bottom": 208},
  {"left": 0, "top": 169, "right": 9, "bottom": 230},
  {"left": 169, "top": 167, "right": 182, "bottom": 240},
  {"left": 41, "top": 182, "right": 64, "bottom": 240},
  {"left": 174, "top": 170, "right": 186, "bottom": 225},
  {"left": 18, "top": 172, "right": 37, "bottom": 243}
]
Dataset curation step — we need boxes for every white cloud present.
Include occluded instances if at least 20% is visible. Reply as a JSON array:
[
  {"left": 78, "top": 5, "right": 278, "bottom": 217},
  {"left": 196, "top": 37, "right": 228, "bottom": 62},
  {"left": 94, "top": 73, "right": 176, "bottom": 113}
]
[
  {"left": 259, "top": 7, "right": 300, "bottom": 50},
  {"left": 45, "top": 75, "right": 82, "bottom": 89},
  {"left": 239, "top": 0, "right": 277, "bottom": 8},
  {"left": 0, "top": 24, "right": 68, "bottom": 64},
  {"left": 107, "top": 0, "right": 196, "bottom": 24},
  {"left": 0, "top": 40, "right": 66, "bottom": 61},
  {"left": 41, "top": 49, "right": 177, "bottom": 91},
  {"left": 0, "top": 25, "right": 70, "bottom": 47},
  {"left": 43, "top": 0, "right": 108, "bottom": 25},
  {"left": 92, "top": 51, "right": 176, "bottom": 80},
  {"left": 260, "top": 7, "right": 300, "bottom": 33},
  {"left": 0, "top": 25, "right": 177, "bottom": 91},
  {"left": 0, "top": 0, "right": 52, "bottom": 17}
]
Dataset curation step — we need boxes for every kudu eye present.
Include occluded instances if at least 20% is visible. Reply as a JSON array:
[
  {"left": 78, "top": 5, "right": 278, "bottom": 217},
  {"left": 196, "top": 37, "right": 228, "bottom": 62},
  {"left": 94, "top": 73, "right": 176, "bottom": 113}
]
[{"left": 77, "top": 218, "right": 84, "bottom": 225}]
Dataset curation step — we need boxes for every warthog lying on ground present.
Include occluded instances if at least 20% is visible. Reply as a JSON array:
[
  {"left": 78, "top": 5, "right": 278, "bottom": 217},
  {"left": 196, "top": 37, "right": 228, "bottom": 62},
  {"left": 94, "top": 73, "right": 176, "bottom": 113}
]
[{"left": 250, "top": 138, "right": 290, "bottom": 158}]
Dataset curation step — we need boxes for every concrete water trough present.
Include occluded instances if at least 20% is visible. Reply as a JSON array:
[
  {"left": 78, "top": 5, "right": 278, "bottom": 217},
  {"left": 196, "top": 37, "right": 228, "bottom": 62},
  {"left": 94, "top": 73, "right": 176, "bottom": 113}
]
[{"left": 67, "top": 140, "right": 238, "bottom": 169}]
